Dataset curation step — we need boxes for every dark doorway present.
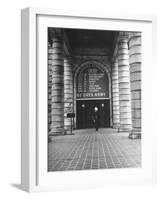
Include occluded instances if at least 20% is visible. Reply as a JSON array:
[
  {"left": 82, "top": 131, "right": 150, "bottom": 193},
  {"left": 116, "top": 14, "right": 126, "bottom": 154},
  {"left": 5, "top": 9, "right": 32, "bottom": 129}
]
[{"left": 76, "top": 100, "right": 110, "bottom": 129}]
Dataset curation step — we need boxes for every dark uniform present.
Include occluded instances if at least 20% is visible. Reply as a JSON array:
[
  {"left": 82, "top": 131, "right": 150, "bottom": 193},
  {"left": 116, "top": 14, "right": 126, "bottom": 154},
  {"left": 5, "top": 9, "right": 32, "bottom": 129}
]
[{"left": 93, "top": 110, "right": 99, "bottom": 131}]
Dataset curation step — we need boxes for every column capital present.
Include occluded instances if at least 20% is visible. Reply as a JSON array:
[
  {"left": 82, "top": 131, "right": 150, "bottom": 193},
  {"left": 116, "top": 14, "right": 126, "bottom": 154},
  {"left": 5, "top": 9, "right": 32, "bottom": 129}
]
[
  {"left": 118, "top": 31, "right": 129, "bottom": 42},
  {"left": 128, "top": 32, "right": 141, "bottom": 39},
  {"left": 112, "top": 56, "right": 118, "bottom": 64},
  {"left": 48, "top": 42, "right": 51, "bottom": 48},
  {"left": 64, "top": 57, "right": 73, "bottom": 68},
  {"left": 64, "top": 56, "right": 73, "bottom": 61},
  {"left": 48, "top": 28, "right": 64, "bottom": 45}
]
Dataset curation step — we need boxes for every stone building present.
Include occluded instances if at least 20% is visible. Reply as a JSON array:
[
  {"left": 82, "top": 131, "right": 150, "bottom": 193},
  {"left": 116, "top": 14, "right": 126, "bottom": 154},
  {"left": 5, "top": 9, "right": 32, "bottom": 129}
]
[{"left": 48, "top": 28, "right": 141, "bottom": 139}]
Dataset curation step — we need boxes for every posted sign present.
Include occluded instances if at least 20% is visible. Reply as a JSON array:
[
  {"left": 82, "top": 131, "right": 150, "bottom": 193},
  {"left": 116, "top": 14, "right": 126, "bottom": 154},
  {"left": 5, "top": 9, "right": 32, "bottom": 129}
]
[{"left": 76, "top": 65, "right": 109, "bottom": 99}]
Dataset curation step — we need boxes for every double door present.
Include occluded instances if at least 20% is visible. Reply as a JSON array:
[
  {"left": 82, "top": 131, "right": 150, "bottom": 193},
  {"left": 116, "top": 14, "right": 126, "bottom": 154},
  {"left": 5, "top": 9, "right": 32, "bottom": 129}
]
[{"left": 76, "top": 99, "right": 110, "bottom": 129}]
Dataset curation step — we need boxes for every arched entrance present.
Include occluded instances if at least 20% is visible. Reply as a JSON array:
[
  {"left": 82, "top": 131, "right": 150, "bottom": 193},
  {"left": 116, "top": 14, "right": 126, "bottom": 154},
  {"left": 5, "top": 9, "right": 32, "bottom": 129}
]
[{"left": 74, "top": 61, "right": 111, "bottom": 129}]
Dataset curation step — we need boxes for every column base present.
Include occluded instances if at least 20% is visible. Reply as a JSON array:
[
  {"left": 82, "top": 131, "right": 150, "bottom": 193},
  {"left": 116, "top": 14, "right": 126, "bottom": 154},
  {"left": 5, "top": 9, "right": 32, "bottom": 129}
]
[
  {"left": 64, "top": 127, "right": 75, "bottom": 135},
  {"left": 118, "top": 128, "right": 131, "bottom": 133},
  {"left": 48, "top": 129, "right": 65, "bottom": 142},
  {"left": 128, "top": 131, "right": 141, "bottom": 139},
  {"left": 113, "top": 124, "right": 120, "bottom": 129}
]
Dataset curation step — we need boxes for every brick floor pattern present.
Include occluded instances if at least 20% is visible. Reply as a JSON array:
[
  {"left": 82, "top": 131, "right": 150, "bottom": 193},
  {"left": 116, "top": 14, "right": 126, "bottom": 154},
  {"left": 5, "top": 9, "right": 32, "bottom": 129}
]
[{"left": 48, "top": 129, "right": 141, "bottom": 171}]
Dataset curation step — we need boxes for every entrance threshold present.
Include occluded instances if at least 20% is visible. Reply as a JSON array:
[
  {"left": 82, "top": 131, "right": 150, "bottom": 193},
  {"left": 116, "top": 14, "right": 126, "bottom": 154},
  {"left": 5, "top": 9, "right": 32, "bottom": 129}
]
[{"left": 73, "top": 128, "right": 119, "bottom": 135}]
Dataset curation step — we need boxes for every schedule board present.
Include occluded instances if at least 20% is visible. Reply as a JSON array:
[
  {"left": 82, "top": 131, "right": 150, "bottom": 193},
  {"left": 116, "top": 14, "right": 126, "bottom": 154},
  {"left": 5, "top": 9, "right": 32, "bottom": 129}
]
[{"left": 76, "top": 65, "right": 109, "bottom": 99}]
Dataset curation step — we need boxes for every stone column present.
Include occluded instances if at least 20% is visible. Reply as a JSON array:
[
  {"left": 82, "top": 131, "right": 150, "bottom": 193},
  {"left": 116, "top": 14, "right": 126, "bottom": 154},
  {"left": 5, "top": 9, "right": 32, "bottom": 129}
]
[
  {"left": 48, "top": 43, "right": 52, "bottom": 133},
  {"left": 64, "top": 57, "right": 73, "bottom": 132},
  {"left": 128, "top": 32, "right": 142, "bottom": 139},
  {"left": 112, "top": 57, "right": 120, "bottom": 129},
  {"left": 49, "top": 31, "right": 64, "bottom": 136},
  {"left": 118, "top": 33, "right": 132, "bottom": 132}
]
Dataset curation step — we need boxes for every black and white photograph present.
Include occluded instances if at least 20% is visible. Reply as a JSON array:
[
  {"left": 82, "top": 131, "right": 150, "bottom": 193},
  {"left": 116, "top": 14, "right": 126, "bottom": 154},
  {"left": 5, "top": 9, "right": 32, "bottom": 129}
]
[{"left": 47, "top": 27, "right": 142, "bottom": 172}]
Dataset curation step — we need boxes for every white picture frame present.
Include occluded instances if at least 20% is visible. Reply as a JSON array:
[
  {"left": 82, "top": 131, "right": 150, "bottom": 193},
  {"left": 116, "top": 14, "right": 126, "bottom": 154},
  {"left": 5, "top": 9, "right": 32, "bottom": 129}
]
[{"left": 21, "top": 7, "right": 157, "bottom": 192}]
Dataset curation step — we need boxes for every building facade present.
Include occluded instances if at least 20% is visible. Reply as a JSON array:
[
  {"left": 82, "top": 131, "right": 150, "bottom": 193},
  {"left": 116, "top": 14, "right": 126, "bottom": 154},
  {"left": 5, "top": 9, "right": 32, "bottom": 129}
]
[{"left": 48, "top": 28, "right": 141, "bottom": 139}]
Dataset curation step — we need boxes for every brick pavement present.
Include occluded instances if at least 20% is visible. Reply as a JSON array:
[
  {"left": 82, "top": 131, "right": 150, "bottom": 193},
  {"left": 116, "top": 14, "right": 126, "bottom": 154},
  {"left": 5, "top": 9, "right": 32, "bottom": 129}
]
[{"left": 48, "top": 128, "right": 141, "bottom": 171}]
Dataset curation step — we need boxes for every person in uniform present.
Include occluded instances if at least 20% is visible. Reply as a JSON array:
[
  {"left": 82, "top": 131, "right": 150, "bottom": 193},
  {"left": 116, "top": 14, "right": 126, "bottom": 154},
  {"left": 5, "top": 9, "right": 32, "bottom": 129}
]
[{"left": 93, "top": 106, "right": 99, "bottom": 131}]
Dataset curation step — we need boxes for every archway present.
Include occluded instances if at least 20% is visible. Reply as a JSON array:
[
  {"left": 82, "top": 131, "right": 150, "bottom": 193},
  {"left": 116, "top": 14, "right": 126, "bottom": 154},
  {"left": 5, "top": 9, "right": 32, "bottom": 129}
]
[{"left": 73, "top": 61, "right": 112, "bottom": 129}]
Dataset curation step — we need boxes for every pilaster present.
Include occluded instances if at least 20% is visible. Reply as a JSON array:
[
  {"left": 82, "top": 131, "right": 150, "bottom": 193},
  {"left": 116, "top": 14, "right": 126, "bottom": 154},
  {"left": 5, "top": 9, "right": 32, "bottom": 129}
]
[
  {"left": 64, "top": 57, "right": 74, "bottom": 132},
  {"left": 112, "top": 57, "right": 120, "bottom": 129}
]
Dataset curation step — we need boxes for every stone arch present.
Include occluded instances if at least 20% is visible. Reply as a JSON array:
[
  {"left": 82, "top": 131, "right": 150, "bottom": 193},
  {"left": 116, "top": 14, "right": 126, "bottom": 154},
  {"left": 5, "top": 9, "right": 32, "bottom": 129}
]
[{"left": 73, "top": 60, "right": 112, "bottom": 128}]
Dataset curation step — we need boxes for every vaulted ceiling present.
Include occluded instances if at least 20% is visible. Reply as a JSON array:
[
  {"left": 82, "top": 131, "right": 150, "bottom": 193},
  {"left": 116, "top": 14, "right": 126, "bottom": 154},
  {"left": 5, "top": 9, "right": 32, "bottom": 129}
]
[{"left": 64, "top": 28, "right": 118, "bottom": 55}]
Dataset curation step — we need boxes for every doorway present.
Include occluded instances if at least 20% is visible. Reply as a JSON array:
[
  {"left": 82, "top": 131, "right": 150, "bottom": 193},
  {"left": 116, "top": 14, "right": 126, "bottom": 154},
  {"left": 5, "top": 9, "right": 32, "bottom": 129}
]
[{"left": 76, "top": 99, "right": 110, "bottom": 129}]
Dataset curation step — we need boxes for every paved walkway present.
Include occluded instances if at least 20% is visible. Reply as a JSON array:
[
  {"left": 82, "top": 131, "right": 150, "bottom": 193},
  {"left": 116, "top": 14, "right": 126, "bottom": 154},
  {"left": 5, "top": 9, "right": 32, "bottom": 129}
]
[{"left": 48, "top": 128, "right": 141, "bottom": 171}]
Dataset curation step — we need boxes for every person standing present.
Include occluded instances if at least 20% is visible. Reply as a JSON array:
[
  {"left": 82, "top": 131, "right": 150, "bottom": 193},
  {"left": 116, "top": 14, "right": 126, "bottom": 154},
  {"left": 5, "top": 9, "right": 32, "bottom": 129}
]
[{"left": 93, "top": 106, "right": 99, "bottom": 131}]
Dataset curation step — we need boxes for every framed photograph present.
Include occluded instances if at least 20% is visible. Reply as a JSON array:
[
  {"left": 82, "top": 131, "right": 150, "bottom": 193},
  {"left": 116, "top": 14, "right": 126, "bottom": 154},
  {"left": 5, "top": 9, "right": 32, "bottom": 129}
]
[{"left": 21, "top": 7, "right": 156, "bottom": 192}]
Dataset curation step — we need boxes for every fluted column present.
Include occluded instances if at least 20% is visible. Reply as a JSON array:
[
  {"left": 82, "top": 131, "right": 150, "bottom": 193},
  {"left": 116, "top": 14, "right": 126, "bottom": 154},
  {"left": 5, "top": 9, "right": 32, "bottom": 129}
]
[
  {"left": 128, "top": 32, "right": 142, "bottom": 139},
  {"left": 112, "top": 57, "right": 120, "bottom": 129},
  {"left": 49, "top": 31, "right": 64, "bottom": 136},
  {"left": 118, "top": 33, "right": 132, "bottom": 132},
  {"left": 64, "top": 57, "right": 73, "bottom": 132}
]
